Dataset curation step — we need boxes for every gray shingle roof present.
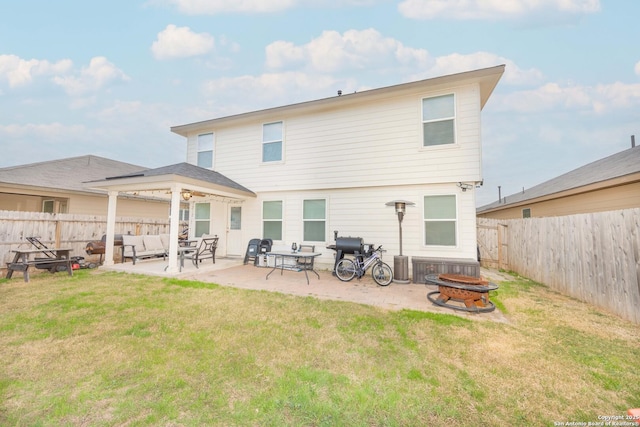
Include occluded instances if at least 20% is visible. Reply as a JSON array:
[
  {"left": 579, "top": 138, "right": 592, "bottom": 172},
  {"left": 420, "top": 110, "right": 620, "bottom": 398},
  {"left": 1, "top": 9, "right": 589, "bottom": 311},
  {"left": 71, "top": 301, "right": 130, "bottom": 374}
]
[
  {"left": 104, "top": 162, "right": 255, "bottom": 196},
  {"left": 477, "top": 146, "right": 640, "bottom": 212},
  {"left": 0, "top": 155, "right": 147, "bottom": 193}
]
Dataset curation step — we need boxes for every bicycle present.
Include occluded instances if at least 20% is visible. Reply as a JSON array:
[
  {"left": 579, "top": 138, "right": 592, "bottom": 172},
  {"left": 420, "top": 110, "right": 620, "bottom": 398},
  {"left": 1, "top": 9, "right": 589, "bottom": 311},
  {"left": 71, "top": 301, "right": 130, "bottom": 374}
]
[{"left": 335, "top": 245, "right": 393, "bottom": 286}]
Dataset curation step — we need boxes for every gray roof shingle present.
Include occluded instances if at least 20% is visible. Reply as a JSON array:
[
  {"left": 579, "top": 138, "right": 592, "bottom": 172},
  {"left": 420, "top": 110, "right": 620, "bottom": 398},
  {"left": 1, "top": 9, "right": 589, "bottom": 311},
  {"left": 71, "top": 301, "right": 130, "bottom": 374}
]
[
  {"left": 0, "top": 155, "right": 147, "bottom": 193},
  {"left": 104, "top": 162, "right": 255, "bottom": 195},
  {"left": 478, "top": 146, "right": 640, "bottom": 212}
]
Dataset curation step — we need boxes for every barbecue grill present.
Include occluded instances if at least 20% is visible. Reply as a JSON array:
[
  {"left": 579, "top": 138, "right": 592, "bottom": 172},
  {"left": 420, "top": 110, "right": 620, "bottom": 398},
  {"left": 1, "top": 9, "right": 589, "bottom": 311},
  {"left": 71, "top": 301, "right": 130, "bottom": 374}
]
[{"left": 326, "top": 233, "right": 372, "bottom": 273}]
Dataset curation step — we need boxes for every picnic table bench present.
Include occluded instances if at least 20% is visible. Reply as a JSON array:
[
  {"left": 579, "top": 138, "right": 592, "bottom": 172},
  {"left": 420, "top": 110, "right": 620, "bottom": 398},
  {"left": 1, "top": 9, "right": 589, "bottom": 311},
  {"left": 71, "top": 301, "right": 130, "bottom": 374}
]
[{"left": 5, "top": 248, "right": 74, "bottom": 282}]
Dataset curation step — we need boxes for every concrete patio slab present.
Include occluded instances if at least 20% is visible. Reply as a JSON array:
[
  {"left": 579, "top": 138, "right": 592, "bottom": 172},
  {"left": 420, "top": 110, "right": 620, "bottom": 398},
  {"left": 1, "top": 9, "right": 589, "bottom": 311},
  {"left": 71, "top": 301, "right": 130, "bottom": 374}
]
[{"left": 100, "top": 256, "right": 510, "bottom": 323}]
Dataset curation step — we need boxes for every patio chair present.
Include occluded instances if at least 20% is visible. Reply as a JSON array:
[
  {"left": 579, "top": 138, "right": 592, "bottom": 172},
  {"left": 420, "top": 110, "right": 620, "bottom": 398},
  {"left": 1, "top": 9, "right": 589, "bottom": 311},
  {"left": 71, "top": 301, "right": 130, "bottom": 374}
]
[
  {"left": 296, "top": 245, "right": 315, "bottom": 271},
  {"left": 259, "top": 239, "right": 273, "bottom": 254},
  {"left": 243, "top": 238, "right": 262, "bottom": 265},
  {"left": 183, "top": 236, "right": 218, "bottom": 268}
]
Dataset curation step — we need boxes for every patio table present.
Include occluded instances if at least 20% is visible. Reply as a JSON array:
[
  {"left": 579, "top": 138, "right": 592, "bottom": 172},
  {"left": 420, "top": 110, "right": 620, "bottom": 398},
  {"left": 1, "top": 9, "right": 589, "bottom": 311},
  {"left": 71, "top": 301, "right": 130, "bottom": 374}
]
[
  {"left": 265, "top": 251, "right": 322, "bottom": 285},
  {"left": 6, "top": 248, "right": 74, "bottom": 282}
]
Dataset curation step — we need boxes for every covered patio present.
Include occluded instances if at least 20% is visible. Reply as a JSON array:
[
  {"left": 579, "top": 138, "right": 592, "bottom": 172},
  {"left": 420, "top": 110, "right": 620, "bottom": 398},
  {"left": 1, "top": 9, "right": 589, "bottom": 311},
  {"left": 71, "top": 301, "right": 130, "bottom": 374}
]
[{"left": 85, "top": 162, "right": 255, "bottom": 273}]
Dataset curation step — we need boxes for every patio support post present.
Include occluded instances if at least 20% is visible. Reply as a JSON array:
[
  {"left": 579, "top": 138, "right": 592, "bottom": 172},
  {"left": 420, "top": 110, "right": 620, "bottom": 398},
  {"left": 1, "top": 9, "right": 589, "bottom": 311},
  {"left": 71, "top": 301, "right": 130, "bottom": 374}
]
[
  {"left": 104, "top": 191, "right": 118, "bottom": 266},
  {"left": 165, "top": 186, "right": 182, "bottom": 273}
]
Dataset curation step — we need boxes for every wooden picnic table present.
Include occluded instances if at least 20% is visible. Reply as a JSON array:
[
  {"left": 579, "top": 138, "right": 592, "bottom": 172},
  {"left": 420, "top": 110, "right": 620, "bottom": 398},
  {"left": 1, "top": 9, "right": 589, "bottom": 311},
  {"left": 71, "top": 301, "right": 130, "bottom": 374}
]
[{"left": 5, "top": 248, "right": 74, "bottom": 282}]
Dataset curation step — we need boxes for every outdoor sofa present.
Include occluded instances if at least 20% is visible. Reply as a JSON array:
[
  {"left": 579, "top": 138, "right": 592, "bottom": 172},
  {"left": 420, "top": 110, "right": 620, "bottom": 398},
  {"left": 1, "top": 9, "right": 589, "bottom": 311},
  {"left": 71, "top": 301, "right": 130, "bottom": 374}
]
[{"left": 121, "top": 234, "right": 170, "bottom": 264}]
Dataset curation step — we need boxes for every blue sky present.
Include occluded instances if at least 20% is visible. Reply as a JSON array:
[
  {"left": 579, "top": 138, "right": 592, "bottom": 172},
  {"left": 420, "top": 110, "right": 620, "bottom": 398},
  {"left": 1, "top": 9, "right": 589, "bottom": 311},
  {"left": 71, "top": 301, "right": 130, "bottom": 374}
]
[{"left": 1, "top": 0, "right": 638, "bottom": 206}]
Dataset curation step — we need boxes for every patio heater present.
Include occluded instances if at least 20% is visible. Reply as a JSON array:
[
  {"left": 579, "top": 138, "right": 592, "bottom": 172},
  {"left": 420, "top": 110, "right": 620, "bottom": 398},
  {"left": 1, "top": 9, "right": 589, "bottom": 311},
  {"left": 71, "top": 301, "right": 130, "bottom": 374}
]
[{"left": 385, "top": 200, "right": 415, "bottom": 284}]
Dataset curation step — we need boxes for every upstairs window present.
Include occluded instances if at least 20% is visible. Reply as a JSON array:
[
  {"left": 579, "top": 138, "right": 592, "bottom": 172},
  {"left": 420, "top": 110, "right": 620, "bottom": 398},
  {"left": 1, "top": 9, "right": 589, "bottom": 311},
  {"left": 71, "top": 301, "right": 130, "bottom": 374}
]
[
  {"left": 197, "top": 133, "right": 214, "bottom": 168},
  {"left": 522, "top": 208, "right": 531, "bottom": 218},
  {"left": 262, "top": 121, "right": 283, "bottom": 162},
  {"left": 424, "top": 195, "right": 457, "bottom": 246},
  {"left": 422, "top": 94, "right": 455, "bottom": 147},
  {"left": 303, "top": 199, "right": 326, "bottom": 242}
]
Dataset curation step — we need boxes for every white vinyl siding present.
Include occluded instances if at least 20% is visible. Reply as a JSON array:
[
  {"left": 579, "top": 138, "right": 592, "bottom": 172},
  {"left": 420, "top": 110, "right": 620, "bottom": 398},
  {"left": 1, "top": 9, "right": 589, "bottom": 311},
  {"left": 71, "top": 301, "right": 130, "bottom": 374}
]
[
  {"left": 262, "top": 122, "right": 283, "bottom": 162},
  {"left": 263, "top": 200, "right": 283, "bottom": 240},
  {"left": 303, "top": 199, "right": 326, "bottom": 242},
  {"left": 422, "top": 94, "right": 455, "bottom": 147},
  {"left": 424, "top": 195, "right": 457, "bottom": 246},
  {"left": 197, "top": 133, "right": 214, "bottom": 168},
  {"left": 188, "top": 83, "right": 482, "bottom": 193}
]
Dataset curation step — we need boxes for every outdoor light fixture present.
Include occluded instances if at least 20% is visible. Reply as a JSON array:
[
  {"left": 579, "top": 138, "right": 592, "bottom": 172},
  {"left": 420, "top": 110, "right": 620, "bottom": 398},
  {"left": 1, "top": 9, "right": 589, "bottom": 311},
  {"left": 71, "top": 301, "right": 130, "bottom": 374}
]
[
  {"left": 385, "top": 199, "right": 415, "bottom": 283},
  {"left": 457, "top": 182, "right": 473, "bottom": 192},
  {"left": 181, "top": 190, "right": 192, "bottom": 201}
]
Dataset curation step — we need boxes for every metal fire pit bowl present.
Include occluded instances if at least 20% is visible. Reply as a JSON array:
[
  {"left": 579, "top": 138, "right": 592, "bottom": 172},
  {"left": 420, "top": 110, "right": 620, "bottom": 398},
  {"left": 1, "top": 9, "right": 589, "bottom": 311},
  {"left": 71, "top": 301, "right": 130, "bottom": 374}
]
[{"left": 425, "top": 273, "right": 499, "bottom": 313}]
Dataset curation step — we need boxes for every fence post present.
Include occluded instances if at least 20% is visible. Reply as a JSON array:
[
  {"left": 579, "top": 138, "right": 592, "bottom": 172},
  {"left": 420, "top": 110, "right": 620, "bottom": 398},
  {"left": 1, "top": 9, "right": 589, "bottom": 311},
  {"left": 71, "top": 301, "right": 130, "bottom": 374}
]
[{"left": 55, "top": 219, "right": 62, "bottom": 248}]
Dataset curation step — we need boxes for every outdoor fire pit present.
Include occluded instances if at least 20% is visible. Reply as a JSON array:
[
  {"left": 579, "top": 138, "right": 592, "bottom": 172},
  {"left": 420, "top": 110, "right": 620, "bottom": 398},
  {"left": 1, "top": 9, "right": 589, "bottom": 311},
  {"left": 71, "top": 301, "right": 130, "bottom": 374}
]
[{"left": 425, "top": 273, "right": 498, "bottom": 313}]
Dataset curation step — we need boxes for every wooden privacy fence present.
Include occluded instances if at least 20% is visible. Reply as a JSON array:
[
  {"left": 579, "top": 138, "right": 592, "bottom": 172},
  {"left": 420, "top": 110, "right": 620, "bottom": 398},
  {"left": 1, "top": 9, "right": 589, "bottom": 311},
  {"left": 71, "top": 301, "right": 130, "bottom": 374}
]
[
  {"left": 0, "top": 210, "right": 170, "bottom": 267},
  {"left": 477, "top": 208, "right": 640, "bottom": 324}
]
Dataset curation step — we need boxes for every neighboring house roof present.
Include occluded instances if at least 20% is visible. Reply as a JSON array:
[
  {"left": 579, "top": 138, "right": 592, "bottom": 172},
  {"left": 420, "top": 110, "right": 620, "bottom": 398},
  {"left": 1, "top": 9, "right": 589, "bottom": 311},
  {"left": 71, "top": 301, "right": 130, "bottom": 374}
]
[
  {"left": 0, "top": 155, "right": 147, "bottom": 195},
  {"left": 477, "top": 145, "right": 640, "bottom": 213},
  {"left": 171, "top": 65, "right": 505, "bottom": 136},
  {"left": 103, "top": 163, "right": 256, "bottom": 196}
]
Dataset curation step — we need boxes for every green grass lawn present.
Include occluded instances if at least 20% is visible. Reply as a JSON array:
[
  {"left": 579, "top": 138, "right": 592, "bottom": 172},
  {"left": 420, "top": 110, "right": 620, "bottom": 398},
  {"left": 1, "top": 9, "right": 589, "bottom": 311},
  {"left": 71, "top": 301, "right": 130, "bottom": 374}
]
[{"left": 0, "top": 269, "right": 638, "bottom": 426}]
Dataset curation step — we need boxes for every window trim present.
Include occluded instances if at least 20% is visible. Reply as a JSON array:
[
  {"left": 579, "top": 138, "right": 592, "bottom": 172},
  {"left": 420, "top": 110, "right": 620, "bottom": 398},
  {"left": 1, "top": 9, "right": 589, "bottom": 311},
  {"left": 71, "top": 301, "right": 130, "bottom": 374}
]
[
  {"left": 262, "top": 121, "right": 284, "bottom": 163},
  {"left": 421, "top": 93, "right": 457, "bottom": 149},
  {"left": 423, "top": 194, "right": 458, "bottom": 247},
  {"left": 302, "top": 198, "right": 326, "bottom": 242}
]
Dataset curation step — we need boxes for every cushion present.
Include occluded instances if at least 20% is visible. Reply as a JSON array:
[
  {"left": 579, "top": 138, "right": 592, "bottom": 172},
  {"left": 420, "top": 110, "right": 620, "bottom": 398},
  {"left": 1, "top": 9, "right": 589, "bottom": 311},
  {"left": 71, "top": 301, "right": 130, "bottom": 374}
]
[
  {"left": 122, "top": 235, "right": 145, "bottom": 254},
  {"left": 143, "top": 235, "right": 164, "bottom": 251},
  {"left": 159, "top": 234, "right": 170, "bottom": 251}
]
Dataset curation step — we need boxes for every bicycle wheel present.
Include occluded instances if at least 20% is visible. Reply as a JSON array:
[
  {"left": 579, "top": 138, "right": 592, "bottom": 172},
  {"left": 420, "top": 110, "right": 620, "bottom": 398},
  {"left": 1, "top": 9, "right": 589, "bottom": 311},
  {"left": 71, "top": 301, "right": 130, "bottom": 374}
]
[
  {"left": 371, "top": 262, "right": 393, "bottom": 286},
  {"left": 335, "top": 259, "right": 356, "bottom": 282}
]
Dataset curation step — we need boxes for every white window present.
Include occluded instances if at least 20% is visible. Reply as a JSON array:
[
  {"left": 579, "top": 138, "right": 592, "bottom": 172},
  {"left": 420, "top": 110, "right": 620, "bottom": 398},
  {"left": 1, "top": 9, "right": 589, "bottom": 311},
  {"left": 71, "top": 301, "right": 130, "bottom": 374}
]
[
  {"left": 422, "top": 94, "right": 455, "bottom": 147},
  {"left": 194, "top": 203, "right": 210, "bottom": 237},
  {"left": 263, "top": 201, "right": 283, "bottom": 240},
  {"left": 303, "top": 199, "right": 326, "bottom": 242},
  {"left": 42, "top": 200, "right": 55, "bottom": 213},
  {"left": 262, "top": 122, "right": 283, "bottom": 162},
  {"left": 197, "top": 133, "right": 214, "bottom": 168},
  {"left": 424, "top": 195, "right": 457, "bottom": 246}
]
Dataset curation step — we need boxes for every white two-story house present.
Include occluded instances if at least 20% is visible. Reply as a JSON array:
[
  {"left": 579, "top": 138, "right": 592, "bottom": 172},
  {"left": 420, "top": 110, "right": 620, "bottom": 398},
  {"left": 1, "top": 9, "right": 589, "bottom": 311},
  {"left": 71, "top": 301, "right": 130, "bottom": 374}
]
[
  {"left": 171, "top": 65, "right": 504, "bottom": 278},
  {"left": 89, "top": 65, "right": 504, "bottom": 280}
]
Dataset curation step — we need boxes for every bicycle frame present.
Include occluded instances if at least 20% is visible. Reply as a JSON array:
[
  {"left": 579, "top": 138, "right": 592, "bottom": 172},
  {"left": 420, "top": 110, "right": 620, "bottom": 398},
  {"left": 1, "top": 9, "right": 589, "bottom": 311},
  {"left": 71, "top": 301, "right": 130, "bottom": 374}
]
[{"left": 353, "top": 250, "right": 382, "bottom": 278}]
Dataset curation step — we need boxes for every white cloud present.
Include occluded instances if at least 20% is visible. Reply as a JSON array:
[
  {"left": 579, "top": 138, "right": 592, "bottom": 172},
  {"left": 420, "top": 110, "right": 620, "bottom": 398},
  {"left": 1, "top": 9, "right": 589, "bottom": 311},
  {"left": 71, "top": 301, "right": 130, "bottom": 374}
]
[
  {"left": 496, "top": 81, "right": 640, "bottom": 114},
  {"left": 420, "top": 52, "right": 543, "bottom": 85},
  {"left": 635, "top": 60, "right": 640, "bottom": 76},
  {"left": 266, "top": 29, "right": 430, "bottom": 73},
  {"left": 0, "top": 54, "right": 72, "bottom": 88},
  {"left": 0, "top": 122, "right": 85, "bottom": 139},
  {"left": 166, "top": 0, "right": 297, "bottom": 14},
  {"left": 398, "top": 0, "right": 601, "bottom": 20},
  {"left": 160, "top": 0, "right": 380, "bottom": 14},
  {"left": 202, "top": 71, "right": 352, "bottom": 113},
  {"left": 151, "top": 24, "right": 215, "bottom": 60},
  {"left": 52, "top": 57, "right": 129, "bottom": 96}
]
